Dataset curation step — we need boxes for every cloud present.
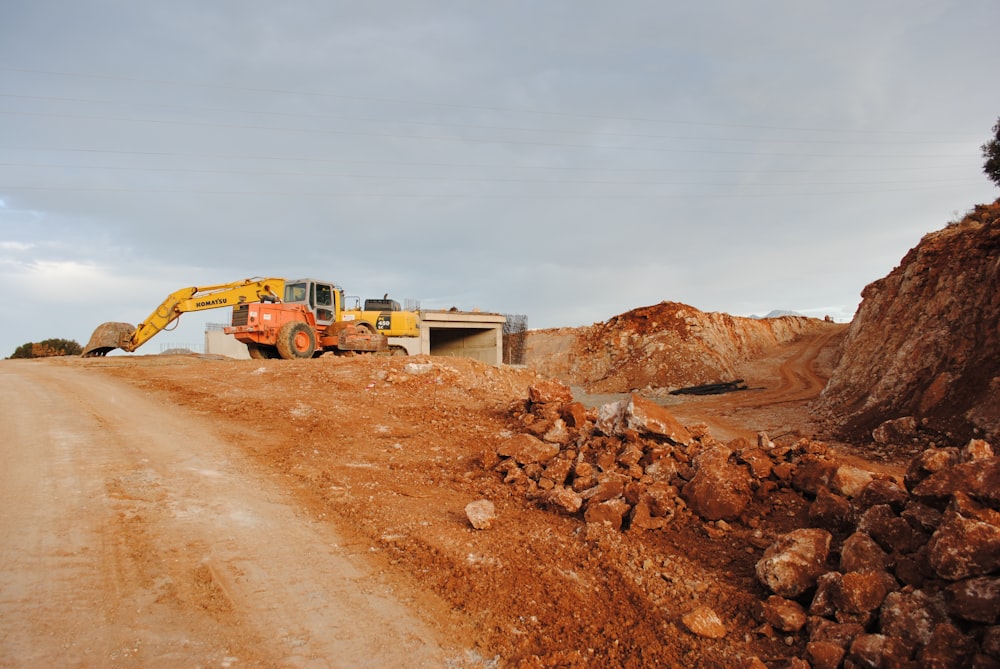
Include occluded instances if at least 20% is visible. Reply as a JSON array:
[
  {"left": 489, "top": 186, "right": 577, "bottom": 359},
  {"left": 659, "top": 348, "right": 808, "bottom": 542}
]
[
  {"left": 0, "top": 1, "right": 998, "bottom": 357},
  {"left": 0, "top": 240, "right": 35, "bottom": 252}
]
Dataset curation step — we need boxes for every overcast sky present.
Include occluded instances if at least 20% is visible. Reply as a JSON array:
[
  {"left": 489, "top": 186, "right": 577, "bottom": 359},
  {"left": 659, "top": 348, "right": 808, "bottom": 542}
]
[{"left": 2, "top": 1, "right": 998, "bottom": 356}]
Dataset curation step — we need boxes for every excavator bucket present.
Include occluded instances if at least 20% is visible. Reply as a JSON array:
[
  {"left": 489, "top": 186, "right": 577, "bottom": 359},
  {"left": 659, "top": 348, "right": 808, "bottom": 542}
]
[{"left": 81, "top": 322, "right": 136, "bottom": 357}]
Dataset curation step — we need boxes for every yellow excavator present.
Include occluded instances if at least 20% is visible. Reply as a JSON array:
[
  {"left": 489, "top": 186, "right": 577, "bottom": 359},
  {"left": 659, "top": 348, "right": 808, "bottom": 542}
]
[
  {"left": 82, "top": 277, "right": 420, "bottom": 359},
  {"left": 82, "top": 278, "right": 286, "bottom": 357}
]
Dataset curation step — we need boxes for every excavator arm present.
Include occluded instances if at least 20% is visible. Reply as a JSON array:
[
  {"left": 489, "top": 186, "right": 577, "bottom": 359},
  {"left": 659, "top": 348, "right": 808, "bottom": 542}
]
[{"left": 82, "top": 277, "right": 285, "bottom": 357}]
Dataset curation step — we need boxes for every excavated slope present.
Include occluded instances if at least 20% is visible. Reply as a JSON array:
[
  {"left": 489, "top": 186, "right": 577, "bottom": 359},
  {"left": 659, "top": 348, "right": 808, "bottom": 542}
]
[
  {"left": 818, "top": 199, "right": 1000, "bottom": 442},
  {"left": 524, "top": 301, "right": 830, "bottom": 393}
]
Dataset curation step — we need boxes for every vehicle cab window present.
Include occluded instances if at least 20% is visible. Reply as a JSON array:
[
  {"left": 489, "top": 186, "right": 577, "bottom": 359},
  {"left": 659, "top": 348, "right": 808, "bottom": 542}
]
[
  {"left": 314, "top": 283, "right": 335, "bottom": 324},
  {"left": 285, "top": 283, "right": 307, "bottom": 303},
  {"left": 316, "top": 284, "right": 333, "bottom": 306}
]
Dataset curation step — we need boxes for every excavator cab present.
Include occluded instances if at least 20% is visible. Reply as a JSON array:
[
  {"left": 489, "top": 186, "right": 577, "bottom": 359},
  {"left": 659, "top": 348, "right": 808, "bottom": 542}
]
[{"left": 282, "top": 279, "right": 342, "bottom": 327}]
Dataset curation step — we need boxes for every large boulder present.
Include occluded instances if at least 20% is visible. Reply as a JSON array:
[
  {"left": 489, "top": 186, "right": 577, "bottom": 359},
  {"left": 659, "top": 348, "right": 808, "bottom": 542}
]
[
  {"left": 945, "top": 576, "right": 1000, "bottom": 624},
  {"left": 927, "top": 508, "right": 1000, "bottom": 580},
  {"left": 840, "top": 532, "right": 891, "bottom": 573},
  {"left": 528, "top": 379, "right": 574, "bottom": 405},
  {"left": 756, "top": 528, "right": 832, "bottom": 598},
  {"left": 596, "top": 394, "right": 692, "bottom": 445},
  {"left": 912, "top": 455, "right": 1000, "bottom": 507},
  {"left": 681, "top": 445, "right": 752, "bottom": 522},
  {"left": 879, "top": 590, "right": 948, "bottom": 646}
]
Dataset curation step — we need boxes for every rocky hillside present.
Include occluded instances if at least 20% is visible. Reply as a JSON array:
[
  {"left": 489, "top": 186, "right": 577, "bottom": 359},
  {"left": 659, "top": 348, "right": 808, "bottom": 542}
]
[
  {"left": 818, "top": 199, "right": 1000, "bottom": 443},
  {"left": 524, "top": 301, "right": 833, "bottom": 393}
]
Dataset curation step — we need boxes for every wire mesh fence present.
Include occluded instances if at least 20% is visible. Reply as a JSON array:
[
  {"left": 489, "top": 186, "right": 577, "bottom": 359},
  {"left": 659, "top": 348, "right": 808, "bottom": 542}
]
[{"left": 502, "top": 313, "right": 528, "bottom": 365}]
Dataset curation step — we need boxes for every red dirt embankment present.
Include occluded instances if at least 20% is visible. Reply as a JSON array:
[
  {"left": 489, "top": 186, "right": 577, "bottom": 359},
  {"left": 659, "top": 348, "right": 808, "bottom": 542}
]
[
  {"left": 818, "top": 199, "right": 1000, "bottom": 444},
  {"left": 524, "top": 301, "right": 837, "bottom": 394}
]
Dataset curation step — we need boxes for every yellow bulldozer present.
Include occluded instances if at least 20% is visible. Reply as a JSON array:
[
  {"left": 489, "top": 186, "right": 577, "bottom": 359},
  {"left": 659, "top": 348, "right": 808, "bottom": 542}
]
[{"left": 82, "top": 277, "right": 419, "bottom": 359}]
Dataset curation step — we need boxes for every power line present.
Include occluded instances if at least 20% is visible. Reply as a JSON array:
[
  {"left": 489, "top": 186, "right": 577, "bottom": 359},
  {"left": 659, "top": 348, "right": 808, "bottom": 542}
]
[
  {"left": 0, "top": 161, "right": 979, "bottom": 188},
  {"left": 0, "top": 183, "right": 977, "bottom": 198},
  {"left": 0, "top": 109, "right": 974, "bottom": 159},
  {"left": 0, "top": 146, "right": 972, "bottom": 174},
  {"left": 0, "top": 65, "right": 981, "bottom": 137},
  {"left": 0, "top": 92, "right": 976, "bottom": 146}
]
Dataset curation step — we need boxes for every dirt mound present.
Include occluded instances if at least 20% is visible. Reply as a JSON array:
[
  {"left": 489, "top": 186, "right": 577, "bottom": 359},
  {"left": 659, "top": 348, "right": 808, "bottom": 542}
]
[
  {"left": 818, "top": 200, "right": 1000, "bottom": 444},
  {"left": 524, "top": 301, "right": 834, "bottom": 394}
]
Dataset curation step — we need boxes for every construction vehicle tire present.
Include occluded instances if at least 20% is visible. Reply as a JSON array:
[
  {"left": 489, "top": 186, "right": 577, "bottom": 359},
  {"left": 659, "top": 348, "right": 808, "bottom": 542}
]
[
  {"left": 276, "top": 322, "right": 316, "bottom": 359},
  {"left": 247, "top": 343, "right": 279, "bottom": 360}
]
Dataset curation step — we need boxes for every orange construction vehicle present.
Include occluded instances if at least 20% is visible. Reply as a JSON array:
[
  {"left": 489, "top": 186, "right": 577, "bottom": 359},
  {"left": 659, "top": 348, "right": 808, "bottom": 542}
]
[{"left": 226, "top": 278, "right": 418, "bottom": 359}]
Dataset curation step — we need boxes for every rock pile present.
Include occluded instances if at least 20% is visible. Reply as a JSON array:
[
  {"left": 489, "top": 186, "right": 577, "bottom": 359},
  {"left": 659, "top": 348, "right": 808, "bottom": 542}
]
[
  {"left": 491, "top": 380, "right": 863, "bottom": 531},
  {"left": 492, "top": 381, "right": 1000, "bottom": 667},
  {"left": 755, "top": 437, "right": 1000, "bottom": 668},
  {"left": 490, "top": 381, "right": 825, "bottom": 535}
]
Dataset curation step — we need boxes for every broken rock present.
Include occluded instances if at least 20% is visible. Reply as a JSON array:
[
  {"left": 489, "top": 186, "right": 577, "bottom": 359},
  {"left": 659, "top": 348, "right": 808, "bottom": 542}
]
[
  {"left": 830, "top": 465, "right": 874, "bottom": 498},
  {"left": 945, "top": 576, "right": 1000, "bottom": 624},
  {"left": 756, "top": 528, "right": 832, "bottom": 598},
  {"left": 804, "top": 641, "right": 845, "bottom": 669},
  {"left": 928, "top": 508, "right": 1000, "bottom": 580},
  {"left": 541, "top": 418, "right": 571, "bottom": 445},
  {"left": 912, "top": 455, "right": 1000, "bottom": 506},
  {"left": 839, "top": 532, "right": 890, "bottom": 573},
  {"left": 846, "top": 633, "right": 913, "bottom": 669},
  {"left": 543, "top": 486, "right": 583, "bottom": 515},
  {"left": 808, "top": 487, "right": 854, "bottom": 532},
  {"left": 528, "top": 379, "right": 573, "bottom": 405},
  {"left": 833, "top": 569, "right": 898, "bottom": 614},
  {"left": 595, "top": 394, "right": 692, "bottom": 445},
  {"left": 465, "top": 499, "right": 497, "bottom": 530},
  {"left": 623, "top": 394, "right": 693, "bottom": 445},
  {"left": 879, "top": 589, "right": 948, "bottom": 646},
  {"left": 919, "top": 622, "right": 977, "bottom": 669},
  {"left": 584, "top": 497, "right": 630, "bottom": 530},
  {"left": 759, "top": 596, "right": 807, "bottom": 633},
  {"left": 872, "top": 416, "right": 918, "bottom": 445},
  {"left": 681, "top": 605, "right": 727, "bottom": 639},
  {"left": 497, "top": 433, "right": 560, "bottom": 466},
  {"left": 682, "top": 445, "right": 752, "bottom": 522}
]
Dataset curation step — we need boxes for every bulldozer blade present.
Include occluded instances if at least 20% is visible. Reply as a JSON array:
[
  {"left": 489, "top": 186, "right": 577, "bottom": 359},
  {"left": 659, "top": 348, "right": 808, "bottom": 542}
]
[{"left": 81, "top": 322, "right": 136, "bottom": 357}]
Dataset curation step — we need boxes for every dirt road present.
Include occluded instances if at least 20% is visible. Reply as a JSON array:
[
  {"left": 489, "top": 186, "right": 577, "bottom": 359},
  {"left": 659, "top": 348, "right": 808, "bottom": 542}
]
[
  {"left": 0, "top": 360, "right": 482, "bottom": 668},
  {"left": 577, "top": 326, "right": 849, "bottom": 443},
  {"left": 667, "top": 327, "right": 846, "bottom": 438}
]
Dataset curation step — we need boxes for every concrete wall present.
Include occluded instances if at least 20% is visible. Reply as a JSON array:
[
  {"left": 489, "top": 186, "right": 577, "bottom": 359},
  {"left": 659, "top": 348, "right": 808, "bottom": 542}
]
[
  {"left": 204, "top": 329, "right": 250, "bottom": 359},
  {"left": 418, "top": 311, "right": 505, "bottom": 366},
  {"left": 388, "top": 337, "right": 421, "bottom": 356}
]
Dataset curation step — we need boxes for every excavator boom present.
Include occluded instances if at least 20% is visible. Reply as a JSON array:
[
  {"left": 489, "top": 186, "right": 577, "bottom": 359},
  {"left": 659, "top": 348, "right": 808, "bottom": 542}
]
[{"left": 82, "top": 278, "right": 285, "bottom": 357}]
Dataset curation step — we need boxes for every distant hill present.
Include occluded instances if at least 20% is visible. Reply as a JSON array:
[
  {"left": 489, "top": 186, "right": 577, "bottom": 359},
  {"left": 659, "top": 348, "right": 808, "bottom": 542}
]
[
  {"left": 523, "top": 301, "right": 832, "bottom": 393},
  {"left": 749, "top": 309, "right": 805, "bottom": 319}
]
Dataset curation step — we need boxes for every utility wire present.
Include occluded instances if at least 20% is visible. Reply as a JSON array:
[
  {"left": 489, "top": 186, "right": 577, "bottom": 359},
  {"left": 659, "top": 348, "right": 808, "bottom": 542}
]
[
  {"left": 0, "top": 183, "right": 976, "bottom": 198},
  {"left": 0, "top": 146, "right": 972, "bottom": 174},
  {"left": 0, "top": 161, "right": 979, "bottom": 188},
  {"left": 0, "top": 92, "right": 977, "bottom": 146},
  {"left": 0, "top": 109, "right": 974, "bottom": 159},
  {"left": 0, "top": 65, "right": 981, "bottom": 137}
]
